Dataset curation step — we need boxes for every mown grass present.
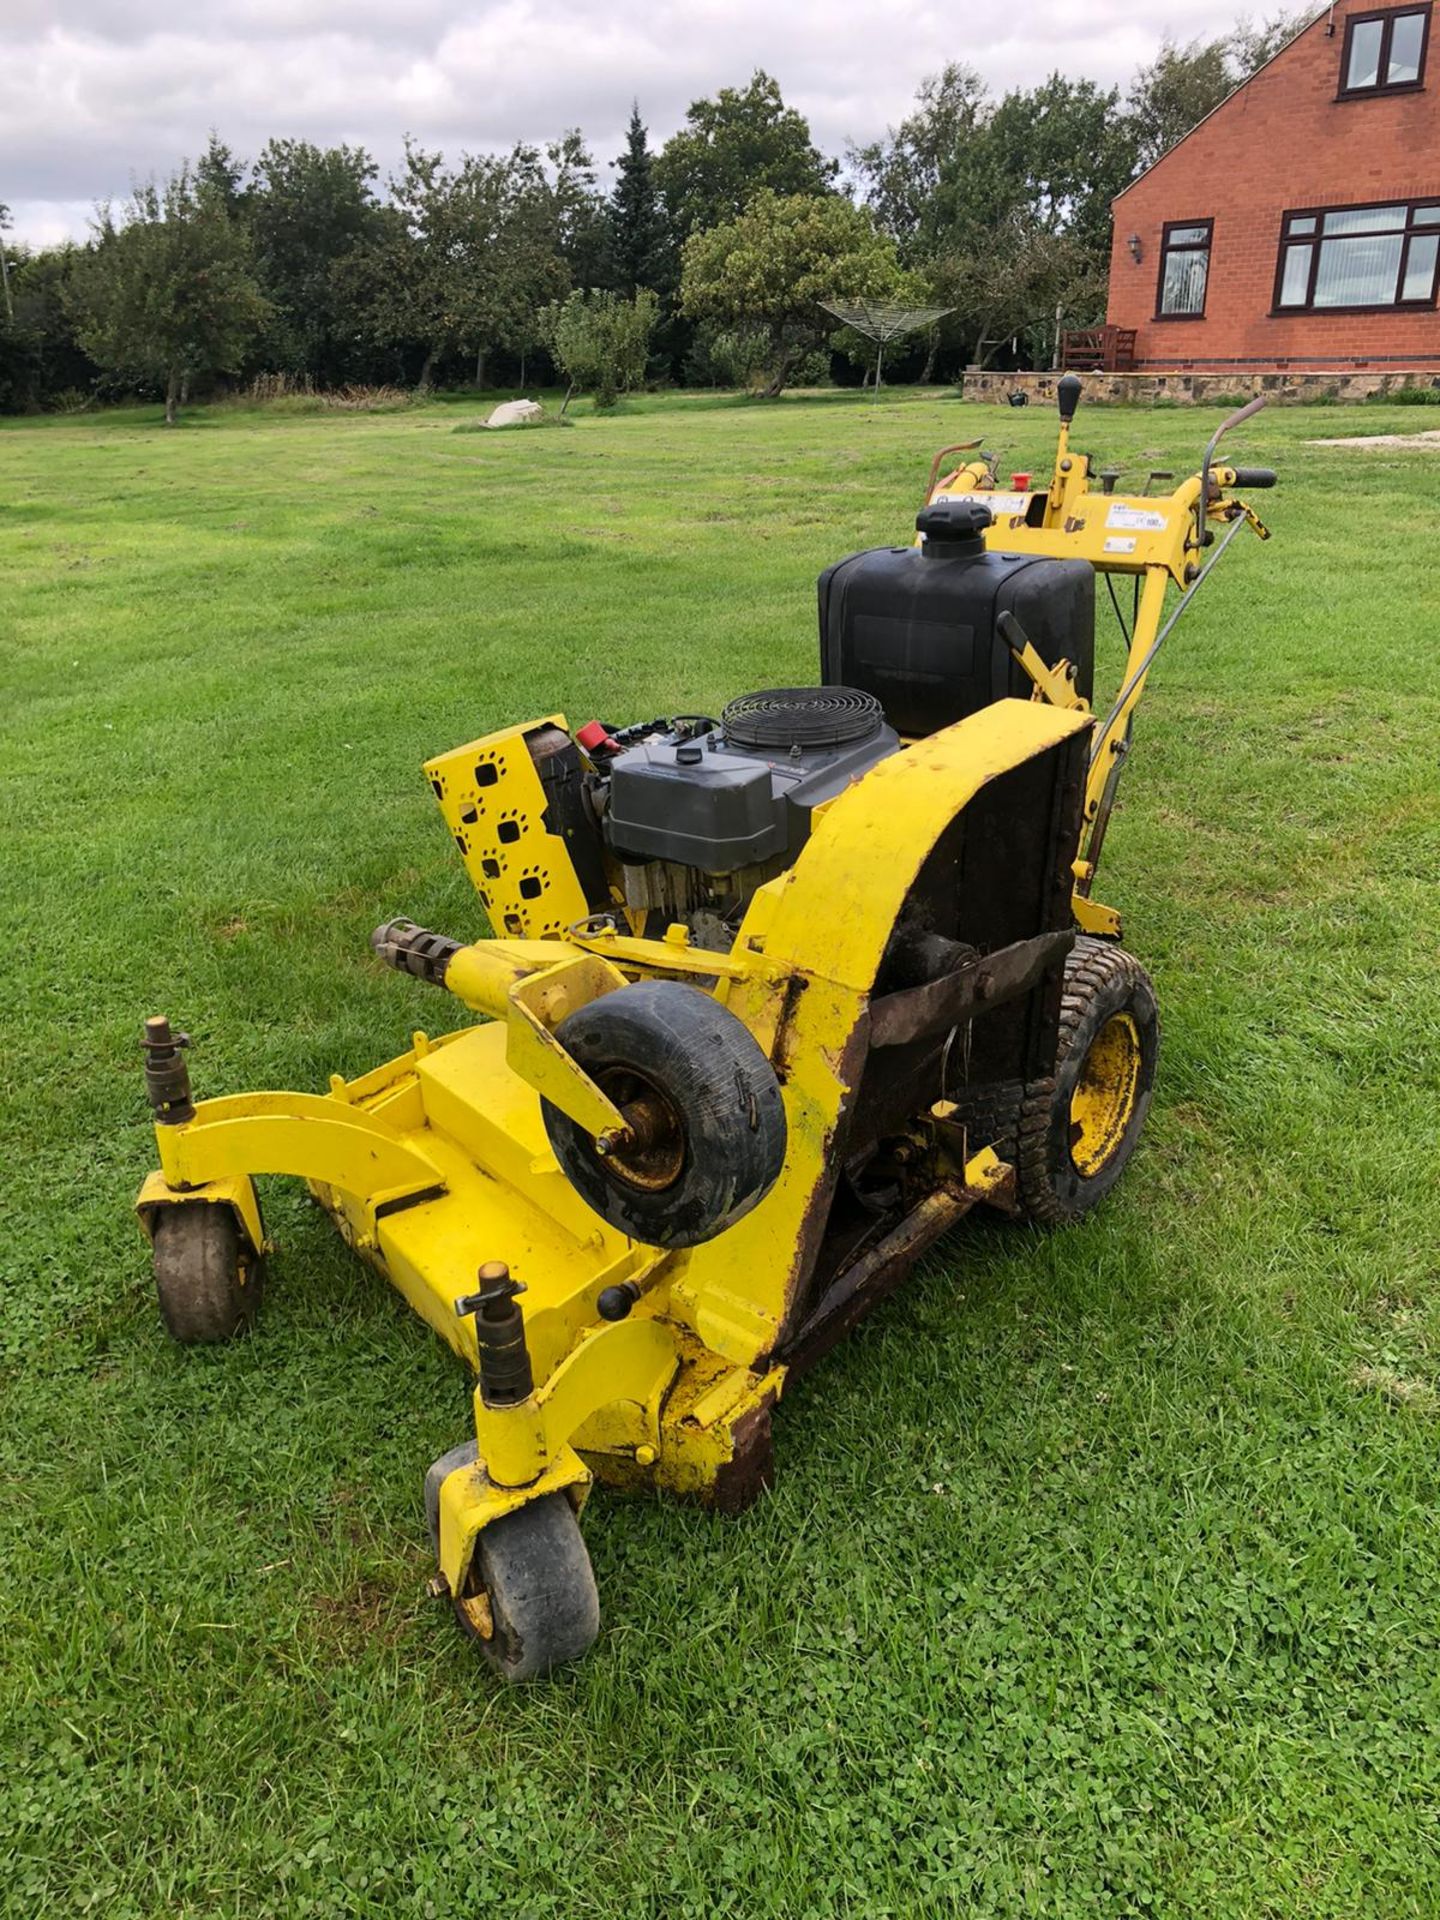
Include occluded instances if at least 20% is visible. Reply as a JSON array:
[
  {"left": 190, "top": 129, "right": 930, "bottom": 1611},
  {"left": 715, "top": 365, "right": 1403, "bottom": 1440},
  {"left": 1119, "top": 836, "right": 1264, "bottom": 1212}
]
[{"left": 2, "top": 387, "right": 1439, "bottom": 1918}]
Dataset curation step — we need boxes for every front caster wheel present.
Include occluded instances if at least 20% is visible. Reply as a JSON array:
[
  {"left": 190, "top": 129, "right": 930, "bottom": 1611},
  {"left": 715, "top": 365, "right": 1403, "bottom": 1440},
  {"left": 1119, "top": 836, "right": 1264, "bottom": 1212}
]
[
  {"left": 151, "top": 1204, "right": 263, "bottom": 1344},
  {"left": 1016, "top": 937, "right": 1159, "bottom": 1224},
  {"left": 452, "top": 1493, "right": 600, "bottom": 1683}
]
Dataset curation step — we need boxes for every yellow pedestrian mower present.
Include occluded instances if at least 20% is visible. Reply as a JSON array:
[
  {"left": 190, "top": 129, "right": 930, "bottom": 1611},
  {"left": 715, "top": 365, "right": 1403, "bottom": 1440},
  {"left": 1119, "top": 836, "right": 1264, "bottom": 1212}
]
[{"left": 136, "top": 377, "right": 1275, "bottom": 1679}]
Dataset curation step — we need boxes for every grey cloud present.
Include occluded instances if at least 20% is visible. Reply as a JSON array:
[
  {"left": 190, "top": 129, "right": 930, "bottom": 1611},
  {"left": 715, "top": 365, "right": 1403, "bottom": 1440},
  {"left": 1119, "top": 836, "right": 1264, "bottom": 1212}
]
[{"left": 4, "top": 0, "right": 1270, "bottom": 246}]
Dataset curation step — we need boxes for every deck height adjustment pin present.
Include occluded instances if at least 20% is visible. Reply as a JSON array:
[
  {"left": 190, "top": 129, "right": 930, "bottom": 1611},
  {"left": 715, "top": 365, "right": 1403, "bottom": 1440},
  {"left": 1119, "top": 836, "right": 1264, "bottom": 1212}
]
[
  {"left": 456, "top": 1262, "right": 535, "bottom": 1407},
  {"left": 142, "top": 1015, "right": 195, "bottom": 1125}
]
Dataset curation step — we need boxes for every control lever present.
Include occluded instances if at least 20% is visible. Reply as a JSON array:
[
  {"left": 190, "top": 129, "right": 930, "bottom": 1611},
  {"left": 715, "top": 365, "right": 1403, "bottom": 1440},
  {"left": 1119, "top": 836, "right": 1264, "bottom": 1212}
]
[{"left": 998, "top": 611, "right": 1087, "bottom": 712}]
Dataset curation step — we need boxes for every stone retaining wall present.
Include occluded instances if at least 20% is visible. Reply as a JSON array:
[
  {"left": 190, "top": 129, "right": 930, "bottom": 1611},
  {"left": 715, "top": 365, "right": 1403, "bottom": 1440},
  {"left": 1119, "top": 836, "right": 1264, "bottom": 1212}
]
[{"left": 959, "top": 369, "right": 1440, "bottom": 407}]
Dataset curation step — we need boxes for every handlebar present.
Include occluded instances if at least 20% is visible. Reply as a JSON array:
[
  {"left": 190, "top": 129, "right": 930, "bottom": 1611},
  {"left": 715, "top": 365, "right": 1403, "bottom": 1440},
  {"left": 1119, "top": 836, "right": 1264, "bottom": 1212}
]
[
  {"left": 1224, "top": 466, "right": 1278, "bottom": 490},
  {"left": 924, "top": 439, "right": 984, "bottom": 502},
  {"left": 1199, "top": 394, "right": 1269, "bottom": 544}
]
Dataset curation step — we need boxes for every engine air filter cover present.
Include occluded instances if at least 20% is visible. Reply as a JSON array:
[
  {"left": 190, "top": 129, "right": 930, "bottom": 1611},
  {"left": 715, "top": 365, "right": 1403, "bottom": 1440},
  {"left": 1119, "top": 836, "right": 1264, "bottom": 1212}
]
[
  {"left": 721, "top": 686, "right": 883, "bottom": 752},
  {"left": 604, "top": 689, "right": 899, "bottom": 875}
]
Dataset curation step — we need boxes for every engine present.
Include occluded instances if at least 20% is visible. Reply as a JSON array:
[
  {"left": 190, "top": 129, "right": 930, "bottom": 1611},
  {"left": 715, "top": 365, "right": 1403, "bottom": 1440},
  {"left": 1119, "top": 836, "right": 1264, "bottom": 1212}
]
[
  {"left": 523, "top": 504, "right": 1095, "bottom": 947},
  {"left": 584, "top": 688, "right": 899, "bottom": 940}
]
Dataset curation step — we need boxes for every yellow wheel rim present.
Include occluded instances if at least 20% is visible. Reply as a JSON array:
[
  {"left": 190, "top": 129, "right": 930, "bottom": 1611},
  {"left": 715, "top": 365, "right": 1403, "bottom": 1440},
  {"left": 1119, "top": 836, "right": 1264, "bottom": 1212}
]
[{"left": 1068, "top": 1012, "right": 1142, "bottom": 1179}]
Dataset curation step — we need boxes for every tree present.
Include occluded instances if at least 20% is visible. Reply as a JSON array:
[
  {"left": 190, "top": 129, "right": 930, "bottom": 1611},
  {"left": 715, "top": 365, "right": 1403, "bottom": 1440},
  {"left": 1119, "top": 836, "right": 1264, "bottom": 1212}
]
[
  {"left": 609, "top": 105, "right": 666, "bottom": 295},
  {"left": 688, "top": 323, "right": 774, "bottom": 390},
  {"left": 339, "top": 139, "right": 569, "bottom": 389},
  {"left": 546, "top": 131, "right": 610, "bottom": 290},
  {"left": 67, "top": 166, "right": 269, "bottom": 423},
  {"left": 0, "top": 244, "right": 99, "bottom": 411},
  {"left": 681, "top": 190, "right": 901, "bottom": 396},
  {"left": 966, "top": 77, "right": 1138, "bottom": 258},
  {"left": 656, "top": 71, "right": 837, "bottom": 241},
  {"left": 248, "top": 139, "right": 383, "bottom": 382},
  {"left": 849, "top": 64, "right": 989, "bottom": 255},
  {"left": 540, "top": 287, "right": 658, "bottom": 408},
  {"left": 851, "top": 66, "right": 1140, "bottom": 378},
  {"left": 1129, "top": 13, "right": 1306, "bottom": 170},
  {"left": 848, "top": 65, "right": 995, "bottom": 386},
  {"left": 1231, "top": 11, "right": 1307, "bottom": 76},
  {"left": 195, "top": 132, "right": 246, "bottom": 216},
  {"left": 1127, "top": 38, "right": 1233, "bottom": 171},
  {"left": 0, "top": 201, "right": 13, "bottom": 324},
  {"left": 927, "top": 218, "right": 1099, "bottom": 367}
]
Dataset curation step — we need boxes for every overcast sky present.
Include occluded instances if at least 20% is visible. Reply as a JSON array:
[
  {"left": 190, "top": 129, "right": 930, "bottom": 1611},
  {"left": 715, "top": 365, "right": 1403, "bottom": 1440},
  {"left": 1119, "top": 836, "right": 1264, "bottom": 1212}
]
[{"left": 4, "top": 0, "right": 1282, "bottom": 248}]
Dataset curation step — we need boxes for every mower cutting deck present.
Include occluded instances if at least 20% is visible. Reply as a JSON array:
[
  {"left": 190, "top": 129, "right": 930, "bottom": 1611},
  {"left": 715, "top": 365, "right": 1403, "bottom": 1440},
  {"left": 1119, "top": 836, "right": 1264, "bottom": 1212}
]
[{"left": 136, "top": 379, "right": 1275, "bottom": 1679}]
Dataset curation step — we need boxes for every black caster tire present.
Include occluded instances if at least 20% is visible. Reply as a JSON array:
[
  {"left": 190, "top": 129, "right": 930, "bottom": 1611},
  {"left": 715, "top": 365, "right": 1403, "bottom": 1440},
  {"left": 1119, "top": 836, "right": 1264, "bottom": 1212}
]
[
  {"left": 151, "top": 1204, "right": 263, "bottom": 1344},
  {"left": 541, "top": 980, "right": 787, "bottom": 1249},
  {"left": 452, "top": 1493, "right": 600, "bottom": 1683},
  {"left": 1016, "top": 936, "right": 1159, "bottom": 1225}
]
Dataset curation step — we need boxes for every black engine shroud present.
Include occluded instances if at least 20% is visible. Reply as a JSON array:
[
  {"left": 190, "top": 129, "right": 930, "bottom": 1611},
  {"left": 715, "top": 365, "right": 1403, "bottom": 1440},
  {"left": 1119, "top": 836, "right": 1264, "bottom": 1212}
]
[{"left": 603, "top": 689, "right": 899, "bottom": 873}]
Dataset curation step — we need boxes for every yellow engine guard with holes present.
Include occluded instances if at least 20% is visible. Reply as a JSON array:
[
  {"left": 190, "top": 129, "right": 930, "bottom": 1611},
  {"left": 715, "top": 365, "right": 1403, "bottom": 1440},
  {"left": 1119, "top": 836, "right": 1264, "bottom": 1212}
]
[{"left": 425, "top": 718, "right": 593, "bottom": 940}]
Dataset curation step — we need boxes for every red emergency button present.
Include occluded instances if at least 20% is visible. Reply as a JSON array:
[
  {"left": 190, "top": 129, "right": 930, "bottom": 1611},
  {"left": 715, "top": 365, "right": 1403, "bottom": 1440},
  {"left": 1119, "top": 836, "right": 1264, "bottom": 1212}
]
[{"left": 576, "top": 720, "right": 617, "bottom": 753}]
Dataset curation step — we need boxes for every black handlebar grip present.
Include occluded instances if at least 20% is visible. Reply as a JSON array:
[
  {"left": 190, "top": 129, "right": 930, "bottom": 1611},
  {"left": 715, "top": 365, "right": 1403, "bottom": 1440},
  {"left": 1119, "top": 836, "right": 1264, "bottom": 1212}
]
[
  {"left": 1226, "top": 466, "right": 1278, "bottom": 488},
  {"left": 1057, "top": 373, "right": 1082, "bottom": 423}
]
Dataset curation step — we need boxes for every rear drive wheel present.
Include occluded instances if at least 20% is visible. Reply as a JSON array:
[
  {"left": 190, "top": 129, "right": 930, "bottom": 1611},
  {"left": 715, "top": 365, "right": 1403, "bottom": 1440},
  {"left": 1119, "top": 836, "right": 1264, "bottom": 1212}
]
[
  {"left": 541, "top": 980, "right": 787, "bottom": 1248},
  {"left": 1016, "top": 937, "right": 1159, "bottom": 1224},
  {"left": 151, "top": 1203, "right": 263, "bottom": 1344},
  {"left": 451, "top": 1494, "right": 600, "bottom": 1683}
]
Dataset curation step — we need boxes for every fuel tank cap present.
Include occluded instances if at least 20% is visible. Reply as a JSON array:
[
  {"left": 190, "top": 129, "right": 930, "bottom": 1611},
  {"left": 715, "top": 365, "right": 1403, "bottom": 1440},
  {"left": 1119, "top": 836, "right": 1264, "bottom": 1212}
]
[{"left": 915, "top": 497, "right": 993, "bottom": 556}]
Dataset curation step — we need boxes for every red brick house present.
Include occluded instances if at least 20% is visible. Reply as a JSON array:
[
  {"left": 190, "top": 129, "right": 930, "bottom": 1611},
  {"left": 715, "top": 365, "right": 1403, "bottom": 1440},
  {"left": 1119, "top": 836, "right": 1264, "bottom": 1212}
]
[{"left": 1105, "top": 1, "right": 1440, "bottom": 373}]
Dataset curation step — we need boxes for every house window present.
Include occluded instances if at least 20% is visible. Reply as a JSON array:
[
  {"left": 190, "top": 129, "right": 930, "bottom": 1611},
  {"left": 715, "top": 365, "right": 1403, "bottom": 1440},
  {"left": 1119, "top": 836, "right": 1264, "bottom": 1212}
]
[
  {"left": 1274, "top": 202, "right": 1440, "bottom": 311},
  {"left": 1156, "top": 221, "right": 1212, "bottom": 318},
  {"left": 1339, "top": 7, "right": 1430, "bottom": 95}
]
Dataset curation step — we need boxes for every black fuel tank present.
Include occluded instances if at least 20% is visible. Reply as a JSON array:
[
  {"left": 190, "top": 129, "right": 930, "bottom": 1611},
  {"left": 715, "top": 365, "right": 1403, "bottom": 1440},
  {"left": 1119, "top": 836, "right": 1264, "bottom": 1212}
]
[{"left": 818, "top": 501, "right": 1094, "bottom": 738}]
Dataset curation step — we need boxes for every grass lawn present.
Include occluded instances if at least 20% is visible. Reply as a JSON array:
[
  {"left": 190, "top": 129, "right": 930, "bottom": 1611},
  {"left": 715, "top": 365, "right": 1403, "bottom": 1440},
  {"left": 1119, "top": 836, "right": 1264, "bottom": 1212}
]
[{"left": 3, "top": 385, "right": 1439, "bottom": 1917}]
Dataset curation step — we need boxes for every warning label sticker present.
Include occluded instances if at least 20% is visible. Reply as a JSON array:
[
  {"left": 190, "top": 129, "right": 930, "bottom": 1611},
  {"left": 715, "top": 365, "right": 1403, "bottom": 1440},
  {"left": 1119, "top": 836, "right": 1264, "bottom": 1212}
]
[
  {"left": 1105, "top": 502, "right": 1167, "bottom": 532},
  {"left": 970, "top": 491, "right": 1029, "bottom": 517}
]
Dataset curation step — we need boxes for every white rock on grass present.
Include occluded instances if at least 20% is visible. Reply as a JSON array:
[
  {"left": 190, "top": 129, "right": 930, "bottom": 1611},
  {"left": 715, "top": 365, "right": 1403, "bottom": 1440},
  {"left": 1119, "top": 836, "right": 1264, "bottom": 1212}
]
[{"left": 485, "top": 399, "right": 544, "bottom": 428}]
